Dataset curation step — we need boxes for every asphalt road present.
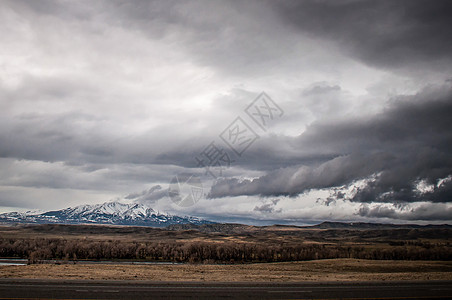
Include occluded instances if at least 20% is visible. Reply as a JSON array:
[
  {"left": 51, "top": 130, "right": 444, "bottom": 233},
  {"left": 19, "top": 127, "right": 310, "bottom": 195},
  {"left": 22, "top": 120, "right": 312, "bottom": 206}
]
[{"left": 0, "top": 279, "right": 451, "bottom": 299}]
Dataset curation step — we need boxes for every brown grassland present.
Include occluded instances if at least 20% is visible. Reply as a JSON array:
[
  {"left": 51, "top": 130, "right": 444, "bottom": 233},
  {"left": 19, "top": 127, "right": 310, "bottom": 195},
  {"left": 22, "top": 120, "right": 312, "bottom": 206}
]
[
  {"left": 1, "top": 259, "right": 452, "bottom": 281},
  {"left": 0, "top": 223, "right": 450, "bottom": 281}
]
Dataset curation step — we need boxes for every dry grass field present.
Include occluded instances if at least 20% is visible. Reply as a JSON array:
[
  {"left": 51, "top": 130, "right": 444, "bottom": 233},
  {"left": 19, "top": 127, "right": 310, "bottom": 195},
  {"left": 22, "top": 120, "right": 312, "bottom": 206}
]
[
  {"left": 1, "top": 223, "right": 450, "bottom": 277},
  {"left": 1, "top": 259, "right": 451, "bottom": 282}
]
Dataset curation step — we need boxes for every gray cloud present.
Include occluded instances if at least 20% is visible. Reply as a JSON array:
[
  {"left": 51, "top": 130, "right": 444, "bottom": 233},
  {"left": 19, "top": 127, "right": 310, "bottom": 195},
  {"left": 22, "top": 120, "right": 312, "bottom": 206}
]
[
  {"left": 358, "top": 203, "right": 452, "bottom": 221},
  {"left": 273, "top": 0, "right": 452, "bottom": 72},
  {"left": 209, "top": 85, "right": 452, "bottom": 203},
  {"left": 302, "top": 83, "right": 341, "bottom": 96},
  {"left": 125, "top": 185, "right": 168, "bottom": 205},
  {"left": 209, "top": 152, "right": 394, "bottom": 198},
  {"left": 253, "top": 199, "right": 281, "bottom": 214},
  {"left": 1, "top": 0, "right": 451, "bottom": 222}
]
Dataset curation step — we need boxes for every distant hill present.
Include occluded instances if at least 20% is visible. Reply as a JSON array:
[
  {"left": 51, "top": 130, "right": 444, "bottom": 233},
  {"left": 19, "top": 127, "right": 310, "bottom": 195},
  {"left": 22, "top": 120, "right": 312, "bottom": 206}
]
[
  {"left": 310, "top": 221, "right": 452, "bottom": 230},
  {"left": 167, "top": 221, "right": 452, "bottom": 233}
]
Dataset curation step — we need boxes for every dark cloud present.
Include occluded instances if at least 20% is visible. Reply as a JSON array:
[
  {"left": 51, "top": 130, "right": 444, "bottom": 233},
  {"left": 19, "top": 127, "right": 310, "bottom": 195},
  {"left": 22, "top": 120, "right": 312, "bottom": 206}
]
[
  {"left": 93, "top": 0, "right": 312, "bottom": 77},
  {"left": 358, "top": 203, "right": 452, "bottom": 221},
  {"left": 125, "top": 185, "right": 168, "bottom": 205},
  {"left": 273, "top": 0, "right": 452, "bottom": 71},
  {"left": 0, "top": 108, "right": 204, "bottom": 168},
  {"left": 302, "top": 84, "right": 341, "bottom": 96},
  {"left": 209, "top": 152, "right": 394, "bottom": 198},
  {"left": 209, "top": 85, "right": 452, "bottom": 203},
  {"left": 253, "top": 199, "right": 280, "bottom": 213}
]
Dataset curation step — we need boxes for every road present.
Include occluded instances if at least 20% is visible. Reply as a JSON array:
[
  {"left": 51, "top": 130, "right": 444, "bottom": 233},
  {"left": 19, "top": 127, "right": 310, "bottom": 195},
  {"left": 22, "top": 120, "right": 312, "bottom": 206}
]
[{"left": 0, "top": 279, "right": 451, "bottom": 299}]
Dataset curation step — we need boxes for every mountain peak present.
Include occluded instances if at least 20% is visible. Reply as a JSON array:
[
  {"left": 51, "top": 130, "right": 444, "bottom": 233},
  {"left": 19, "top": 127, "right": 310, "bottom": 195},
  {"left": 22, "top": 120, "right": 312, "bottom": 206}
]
[{"left": 0, "top": 201, "right": 213, "bottom": 227}]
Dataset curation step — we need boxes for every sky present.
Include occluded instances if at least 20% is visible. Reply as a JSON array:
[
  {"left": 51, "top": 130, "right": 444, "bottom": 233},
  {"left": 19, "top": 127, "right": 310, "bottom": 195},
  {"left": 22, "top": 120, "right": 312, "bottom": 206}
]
[{"left": 1, "top": 0, "right": 451, "bottom": 225}]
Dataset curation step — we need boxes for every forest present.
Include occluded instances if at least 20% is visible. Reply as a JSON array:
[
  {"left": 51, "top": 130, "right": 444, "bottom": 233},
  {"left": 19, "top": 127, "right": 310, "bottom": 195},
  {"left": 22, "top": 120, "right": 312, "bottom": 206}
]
[
  {"left": 0, "top": 238, "right": 451, "bottom": 264},
  {"left": 0, "top": 224, "right": 450, "bottom": 264}
]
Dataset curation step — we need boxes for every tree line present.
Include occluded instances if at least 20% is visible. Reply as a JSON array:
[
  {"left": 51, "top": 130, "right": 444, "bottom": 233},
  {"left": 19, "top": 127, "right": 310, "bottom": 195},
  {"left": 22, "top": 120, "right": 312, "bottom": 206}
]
[{"left": 0, "top": 238, "right": 450, "bottom": 264}]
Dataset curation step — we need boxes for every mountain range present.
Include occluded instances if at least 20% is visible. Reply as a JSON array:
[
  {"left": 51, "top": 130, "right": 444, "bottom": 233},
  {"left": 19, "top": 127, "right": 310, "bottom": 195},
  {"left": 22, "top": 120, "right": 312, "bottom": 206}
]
[{"left": 0, "top": 201, "right": 214, "bottom": 227}]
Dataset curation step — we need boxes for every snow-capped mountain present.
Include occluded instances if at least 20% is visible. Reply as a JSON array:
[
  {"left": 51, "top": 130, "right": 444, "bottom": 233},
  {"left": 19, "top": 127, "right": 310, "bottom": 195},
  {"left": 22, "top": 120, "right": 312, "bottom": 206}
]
[{"left": 0, "top": 201, "right": 213, "bottom": 227}]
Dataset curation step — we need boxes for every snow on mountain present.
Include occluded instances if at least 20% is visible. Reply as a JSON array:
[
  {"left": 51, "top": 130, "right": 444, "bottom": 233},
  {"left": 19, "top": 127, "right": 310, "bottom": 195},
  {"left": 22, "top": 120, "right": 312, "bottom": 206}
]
[{"left": 0, "top": 201, "right": 213, "bottom": 227}]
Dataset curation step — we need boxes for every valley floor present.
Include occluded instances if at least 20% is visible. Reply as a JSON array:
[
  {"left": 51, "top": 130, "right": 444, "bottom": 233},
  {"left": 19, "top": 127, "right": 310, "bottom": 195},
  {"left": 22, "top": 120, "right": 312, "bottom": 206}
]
[{"left": 0, "top": 259, "right": 451, "bottom": 282}]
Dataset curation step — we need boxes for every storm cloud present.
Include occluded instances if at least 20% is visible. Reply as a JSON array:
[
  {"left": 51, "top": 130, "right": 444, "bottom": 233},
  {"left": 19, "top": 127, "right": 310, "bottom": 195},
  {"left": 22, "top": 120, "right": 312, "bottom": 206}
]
[
  {"left": 0, "top": 0, "right": 451, "bottom": 223},
  {"left": 209, "top": 85, "right": 452, "bottom": 204},
  {"left": 273, "top": 0, "right": 452, "bottom": 71}
]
